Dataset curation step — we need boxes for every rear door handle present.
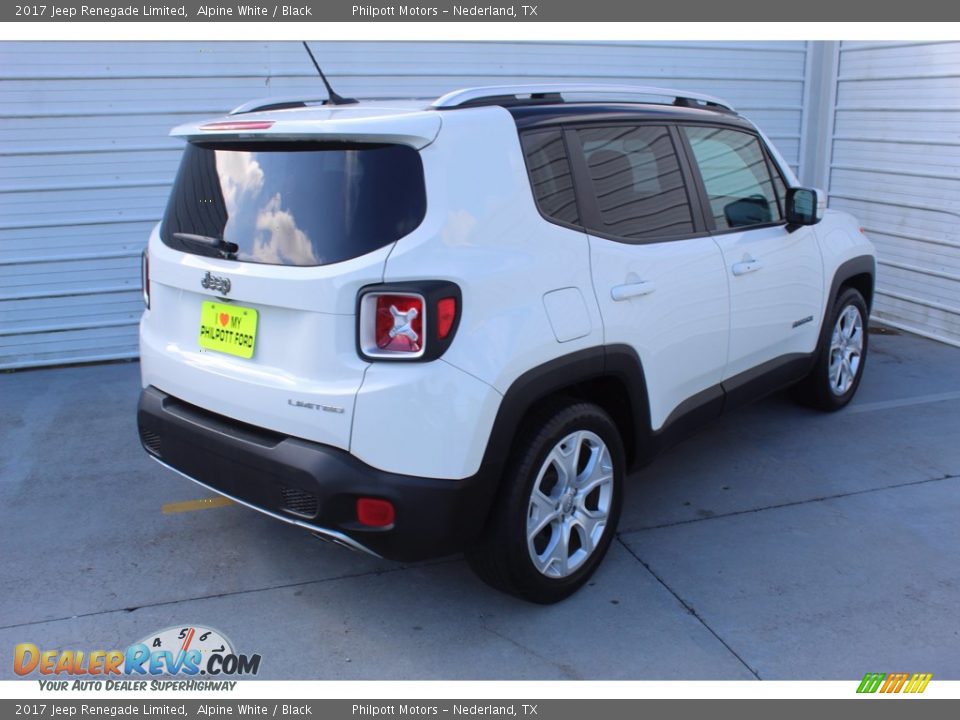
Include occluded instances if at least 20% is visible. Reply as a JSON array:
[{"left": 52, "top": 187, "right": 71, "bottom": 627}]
[
  {"left": 611, "top": 281, "right": 656, "bottom": 301},
  {"left": 732, "top": 259, "right": 761, "bottom": 276}
]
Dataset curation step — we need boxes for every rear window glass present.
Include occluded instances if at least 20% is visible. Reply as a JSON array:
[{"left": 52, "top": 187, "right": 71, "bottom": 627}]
[{"left": 161, "top": 141, "right": 426, "bottom": 267}]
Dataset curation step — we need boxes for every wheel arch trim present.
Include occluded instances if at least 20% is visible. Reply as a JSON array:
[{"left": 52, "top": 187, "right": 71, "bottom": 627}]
[
  {"left": 815, "top": 254, "right": 876, "bottom": 357},
  {"left": 828, "top": 255, "right": 876, "bottom": 314},
  {"left": 477, "top": 344, "right": 651, "bottom": 489}
]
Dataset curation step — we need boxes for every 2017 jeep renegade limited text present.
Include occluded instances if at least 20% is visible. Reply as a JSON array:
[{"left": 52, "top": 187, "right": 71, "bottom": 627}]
[{"left": 137, "top": 84, "right": 876, "bottom": 603}]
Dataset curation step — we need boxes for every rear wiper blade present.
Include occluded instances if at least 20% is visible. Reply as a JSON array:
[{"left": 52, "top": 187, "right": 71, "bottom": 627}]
[{"left": 173, "top": 233, "right": 239, "bottom": 257}]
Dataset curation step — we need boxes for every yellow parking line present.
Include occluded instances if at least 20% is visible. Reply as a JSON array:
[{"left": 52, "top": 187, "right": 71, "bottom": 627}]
[{"left": 162, "top": 496, "right": 234, "bottom": 514}]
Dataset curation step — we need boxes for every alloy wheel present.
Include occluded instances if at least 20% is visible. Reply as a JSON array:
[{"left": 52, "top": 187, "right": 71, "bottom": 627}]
[
  {"left": 828, "top": 304, "right": 864, "bottom": 396},
  {"left": 526, "top": 430, "right": 614, "bottom": 578}
]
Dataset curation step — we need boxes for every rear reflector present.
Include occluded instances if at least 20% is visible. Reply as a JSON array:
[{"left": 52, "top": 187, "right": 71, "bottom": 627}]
[
  {"left": 356, "top": 498, "right": 395, "bottom": 528},
  {"left": 200, "top": 121, "right": 275, "bottom": 131}
]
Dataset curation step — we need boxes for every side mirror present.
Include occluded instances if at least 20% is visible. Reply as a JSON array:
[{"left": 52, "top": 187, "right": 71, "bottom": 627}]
[{"left": 786, "top": 187, "right": 826, "bottom": 229}]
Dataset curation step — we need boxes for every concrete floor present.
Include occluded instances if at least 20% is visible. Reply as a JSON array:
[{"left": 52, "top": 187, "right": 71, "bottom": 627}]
[{"left": 1, "top": 329, "right": 959, "bottom": 680}]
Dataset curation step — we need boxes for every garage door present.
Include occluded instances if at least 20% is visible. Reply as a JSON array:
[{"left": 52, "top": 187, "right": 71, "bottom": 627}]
[
  {"left": 0, "top": 40, "right": 808, "bottom": 369},
  {"left": 828, "top": 41, "right": 960, "bottom": 347}
]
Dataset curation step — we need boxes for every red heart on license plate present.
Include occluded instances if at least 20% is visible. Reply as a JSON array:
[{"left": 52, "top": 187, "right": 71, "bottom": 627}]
[{"left": 219, "top": 313, "right": 229, "bottom": 327}]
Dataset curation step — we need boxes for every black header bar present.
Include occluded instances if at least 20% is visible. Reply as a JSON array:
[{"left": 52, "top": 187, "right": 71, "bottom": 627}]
[{"left": 4, "top": 0, "right": 959, "bottom": 22}]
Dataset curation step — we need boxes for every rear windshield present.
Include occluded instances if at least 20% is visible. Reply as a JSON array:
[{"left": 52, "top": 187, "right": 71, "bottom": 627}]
[{"left": 160, "top": 141, "right": 426, "bottom": 267}]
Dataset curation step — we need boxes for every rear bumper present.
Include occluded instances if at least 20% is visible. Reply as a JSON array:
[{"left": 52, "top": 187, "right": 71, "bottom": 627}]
[{"left": 137, "top": 386, "right": 496, "bottom": 562}]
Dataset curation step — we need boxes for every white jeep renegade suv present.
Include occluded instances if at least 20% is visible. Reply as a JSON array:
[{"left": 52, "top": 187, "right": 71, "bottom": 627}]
[{"left": 138, "top": 84, "right": 876, "bottom": 603}]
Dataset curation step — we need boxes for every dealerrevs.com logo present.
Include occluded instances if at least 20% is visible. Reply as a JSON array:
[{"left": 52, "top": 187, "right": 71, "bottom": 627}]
[{"left": 14, "top": 625, "right": 261, "bottom": 690}]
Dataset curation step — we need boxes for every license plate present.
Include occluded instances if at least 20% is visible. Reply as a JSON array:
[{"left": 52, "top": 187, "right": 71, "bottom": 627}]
[{"left": 199, "top": 301, "right": 258, "bottom": 359}]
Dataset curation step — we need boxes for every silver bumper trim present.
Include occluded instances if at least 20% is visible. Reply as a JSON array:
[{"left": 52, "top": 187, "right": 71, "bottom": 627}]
[{"left": 148, "top": 455, "right": 382, "bottom": 559}]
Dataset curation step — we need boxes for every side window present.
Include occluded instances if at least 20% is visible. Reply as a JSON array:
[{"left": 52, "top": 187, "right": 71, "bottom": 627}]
[
  {"left": 520, "top": 130, "right": 580, "bottom": 226},
  {"left": 682, "top": 126, "right": 784, "bottom": 231},
  {"left": 576, "top": 125, "right": 695, "bottom": 240}
]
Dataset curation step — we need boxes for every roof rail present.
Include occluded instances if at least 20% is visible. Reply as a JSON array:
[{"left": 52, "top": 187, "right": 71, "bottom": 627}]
[
  {"left": 430, "top": 84, "right": 736, "bottom": 113},
  {"left": 228, "top": 84, "right": 736, "bottom": 116}
]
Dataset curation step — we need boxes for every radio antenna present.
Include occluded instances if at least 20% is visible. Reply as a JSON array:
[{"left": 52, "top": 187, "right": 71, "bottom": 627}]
[{"left": 302, "top": 41, "right": 357, "bottom": 105}]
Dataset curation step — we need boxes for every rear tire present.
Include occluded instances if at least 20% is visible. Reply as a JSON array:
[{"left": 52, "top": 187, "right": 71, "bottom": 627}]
[
  {"left": 793, "top": 287, "right": 868, "bottom": 411},
  {"left": 467, "top": 400, "right": 625, "bottom": 604}
]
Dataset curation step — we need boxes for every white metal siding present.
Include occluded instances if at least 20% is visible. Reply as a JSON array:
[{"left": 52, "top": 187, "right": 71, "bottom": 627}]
[
  {"left": 0, "top": 40, "right": 807, "bottom": 369},
  {"left": 828, "top": 41, "right": 960, "bottom": 347}
]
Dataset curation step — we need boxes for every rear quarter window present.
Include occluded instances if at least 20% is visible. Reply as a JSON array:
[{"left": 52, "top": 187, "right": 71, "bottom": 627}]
[
  {"left": 161, "top": 141, "right": 426, "bottom": 267},
  {"left": 520, "top": 130, "right": 580, "bottom": 226}
]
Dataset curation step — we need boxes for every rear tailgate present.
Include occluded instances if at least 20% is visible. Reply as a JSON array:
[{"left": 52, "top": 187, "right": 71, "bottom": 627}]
[
  {"left": 140, "top": 107, "right": 440, "bottom": 450},
  {"left": 141, "top": 228, "right": 388, "bottom": 450}
]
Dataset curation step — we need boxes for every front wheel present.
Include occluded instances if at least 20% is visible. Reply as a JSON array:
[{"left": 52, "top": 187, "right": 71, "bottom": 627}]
[
  {"left": 794, "top": 287, "right": 869, "bottom": 411},
  {"left": 467, "top": 401, "right": 625, "bottom": 604}
]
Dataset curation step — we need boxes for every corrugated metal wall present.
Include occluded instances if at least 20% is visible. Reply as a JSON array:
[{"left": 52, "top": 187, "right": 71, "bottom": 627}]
[
  {"left": 828, "top": 41, "right": 960, "bottom": 347},
  {"left": 0, "top": 41, "right": 807, "bottom": 369}
]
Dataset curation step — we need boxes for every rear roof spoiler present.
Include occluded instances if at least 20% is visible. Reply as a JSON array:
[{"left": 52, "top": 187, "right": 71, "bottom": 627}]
[{"left": 170, "top": 111, "right": 442, "bottom": 150}]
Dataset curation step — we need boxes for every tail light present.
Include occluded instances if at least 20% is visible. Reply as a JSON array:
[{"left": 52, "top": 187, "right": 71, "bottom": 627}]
[
  {"left": 375, "top": 294, "right": 425, "bottom": 354},
  {"left": 436, "top": 297, "right": 457, "bottom": 339},
  {"left": 360, "top": 292, "right": 426, "bottom": 358},
  {"left": 141, "top": 248, "right": 150, "bottom": 309},
  {"left": 357, "top": 282, "right": 461, "bottom": 361}
]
